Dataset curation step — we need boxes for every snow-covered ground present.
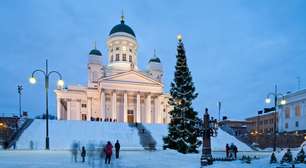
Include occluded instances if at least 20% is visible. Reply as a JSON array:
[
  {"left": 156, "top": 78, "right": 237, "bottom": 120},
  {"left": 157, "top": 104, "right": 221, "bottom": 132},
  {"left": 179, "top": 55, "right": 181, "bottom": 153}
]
[
  {"left": 0, "top": 149, "right": 305, "bottom": 168},
  {"left": 16, "top": 120, "right": 252, "bottom": 151}
]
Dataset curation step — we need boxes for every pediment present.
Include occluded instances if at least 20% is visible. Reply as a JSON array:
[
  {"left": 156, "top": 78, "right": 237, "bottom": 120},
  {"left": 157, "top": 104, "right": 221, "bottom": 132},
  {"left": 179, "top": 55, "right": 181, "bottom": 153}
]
[{"left": 100, "top": 71, "right": 162, "bottom": 86}]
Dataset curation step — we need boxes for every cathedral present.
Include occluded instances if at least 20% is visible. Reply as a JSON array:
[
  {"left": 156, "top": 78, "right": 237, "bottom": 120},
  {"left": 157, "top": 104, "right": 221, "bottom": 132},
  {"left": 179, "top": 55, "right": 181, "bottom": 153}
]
[{"left": 55, "top": 16, "right": 171, "bottom": 124}]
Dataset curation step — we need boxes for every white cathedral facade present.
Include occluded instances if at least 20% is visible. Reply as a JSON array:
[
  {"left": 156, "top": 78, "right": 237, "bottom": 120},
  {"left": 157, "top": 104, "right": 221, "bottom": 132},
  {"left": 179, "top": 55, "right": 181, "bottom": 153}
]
[{"left": 55, "top": 16, "right": 171, "bottom": 124}]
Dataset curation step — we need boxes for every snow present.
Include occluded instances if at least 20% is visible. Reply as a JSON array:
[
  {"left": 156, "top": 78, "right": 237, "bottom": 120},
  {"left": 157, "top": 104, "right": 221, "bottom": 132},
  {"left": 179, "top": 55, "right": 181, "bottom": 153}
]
[
  {"left": 1, "top": 149, "right": 305, "bottom": 168},
  {"left": 16, "top": 120, "right": 252, "bottom": 151},
  {"left": 16, "top": 120, "right": 141, "bottom": 150}
]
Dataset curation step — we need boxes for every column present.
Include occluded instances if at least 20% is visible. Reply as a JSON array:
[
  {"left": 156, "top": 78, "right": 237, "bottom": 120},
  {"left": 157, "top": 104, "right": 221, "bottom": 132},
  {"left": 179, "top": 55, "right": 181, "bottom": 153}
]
[
  {"left": 67, "top": 99, "right": 71, "bottom": 120},
  {"left": 56, "top": 98, "right": 61, "bottom": 120},
  {"left": 112, "top": 91, "right": 117, "bottom": 120},
  {"left": 154, "top": 96, "right": 161, "bottom": 123},
  {"left": 124, "top": 92, "right": 128, "bottom": 122},
  {"left": 146, "top": 94, "right": 151, "bottom": 123},
  {"left": 136, "top": 93, "right": 141, "bottom": 123},
  {"left": 76, "top": 100, "right": 81, "bottom": 120},
  {"left": 101, "top": 90, "right": 106, "bottom": 119},
  {"left": 87, "top": 98, "right": 92, "bottom": 121}
]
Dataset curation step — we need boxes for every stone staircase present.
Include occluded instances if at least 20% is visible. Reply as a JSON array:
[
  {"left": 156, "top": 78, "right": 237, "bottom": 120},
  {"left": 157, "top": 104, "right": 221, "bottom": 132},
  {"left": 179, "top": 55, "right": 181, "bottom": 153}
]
[
  {"left": 219, "top": 125, "right": 258, "bottom": 151},
  {"left": 7, "top": 118, "right": 34, "bottom": 149},
  {"left": 129, "top": 123, "right": 157, "bottom": 151}
]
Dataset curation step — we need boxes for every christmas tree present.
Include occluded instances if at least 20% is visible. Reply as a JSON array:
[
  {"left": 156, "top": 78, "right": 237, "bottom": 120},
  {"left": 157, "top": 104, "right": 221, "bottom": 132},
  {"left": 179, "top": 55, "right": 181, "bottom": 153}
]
[{"left": 163, "top": 34, "right": 200, "bottom": 154}]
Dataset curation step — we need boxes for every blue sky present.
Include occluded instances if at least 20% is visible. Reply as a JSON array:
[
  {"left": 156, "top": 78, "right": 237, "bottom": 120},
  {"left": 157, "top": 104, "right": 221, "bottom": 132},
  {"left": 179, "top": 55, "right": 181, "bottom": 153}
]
[{"left": 0, "top": 0, "right": 306, "bottom": 119}]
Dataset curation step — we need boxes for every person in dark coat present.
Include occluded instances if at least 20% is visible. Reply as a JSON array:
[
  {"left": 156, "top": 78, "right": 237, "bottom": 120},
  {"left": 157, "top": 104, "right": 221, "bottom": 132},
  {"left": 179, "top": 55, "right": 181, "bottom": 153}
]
[
  {"left": 81, "top": 146, "right": 86, "bottom": 162},
  {"left": 233, "top": 145, "right": 238, "bottom": 159},
  {"left": 115, "top": 140, "right": 121, "bottom": 159},
  {"left": 104, "top": 141, "right": 113, "bottom": 164},
  {"left": 225, "top": 144, "right": 230, "bottom": 158}
]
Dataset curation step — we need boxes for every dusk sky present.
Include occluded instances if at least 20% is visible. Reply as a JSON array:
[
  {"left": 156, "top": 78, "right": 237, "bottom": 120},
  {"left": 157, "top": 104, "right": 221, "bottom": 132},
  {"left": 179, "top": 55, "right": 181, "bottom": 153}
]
[{"left": 0, "top": 0, "right": 305, "bottom": 119}]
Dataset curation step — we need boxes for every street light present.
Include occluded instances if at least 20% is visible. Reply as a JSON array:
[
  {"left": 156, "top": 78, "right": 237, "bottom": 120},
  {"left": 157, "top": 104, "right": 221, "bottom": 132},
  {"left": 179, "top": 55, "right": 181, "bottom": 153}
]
[
  {"left": 17, "top": 85, "right": 23, "bottom": 117},
  {"left": 265, "top": 84, "right": 286, "bottom": 152},
  {"left": 29, "top": 59, "right": 64, "bottom": 150}
]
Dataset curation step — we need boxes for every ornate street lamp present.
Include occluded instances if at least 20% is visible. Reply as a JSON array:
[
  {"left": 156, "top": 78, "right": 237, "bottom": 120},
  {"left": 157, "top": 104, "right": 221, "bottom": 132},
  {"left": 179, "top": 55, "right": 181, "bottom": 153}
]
[
  {"left": 17, "top": 85, "right": 23, "bottom": 117},
  {"left": 29, "top": 59, "right": 64, "bottom": 150},
  {"left": 201, "top": 108, "right": 218, "bottom": 166},
  {"left": 265, "top": 84, "right": 286, "bottom": 152}
]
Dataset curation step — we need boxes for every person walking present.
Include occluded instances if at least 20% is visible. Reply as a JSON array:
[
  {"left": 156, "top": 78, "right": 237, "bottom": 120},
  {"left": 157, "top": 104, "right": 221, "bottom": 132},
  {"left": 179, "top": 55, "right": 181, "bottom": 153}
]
[
  {"left": 115, "top": 140, "right": 121, "bottom": 159},
  {"left": 81, "top": 146, "right": 86, "bottom": 162},
  {"left": 225, "top": 144, "right": 230, "bottom": 158},
  {"left": 104, "top": 141, "right": 113, "bottom": 164},
  {"left": 233, "top": 145, "right": 238, "bottom": 159}
]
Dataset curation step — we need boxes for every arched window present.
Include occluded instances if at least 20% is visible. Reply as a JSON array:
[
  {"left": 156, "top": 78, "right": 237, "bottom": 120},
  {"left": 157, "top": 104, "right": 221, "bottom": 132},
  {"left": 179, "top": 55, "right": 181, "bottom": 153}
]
[
  {"left": 129, "top": 55, "right": 132, "bottom": 62},
  {"left": 122, "top": 54, "right": 127, "bottom": 61},
  {"left": 285, "top": 107, "right": 290, "bottom": 119},
  {"left": 295, "top": 104, "right": 301, "bottom": 117}
]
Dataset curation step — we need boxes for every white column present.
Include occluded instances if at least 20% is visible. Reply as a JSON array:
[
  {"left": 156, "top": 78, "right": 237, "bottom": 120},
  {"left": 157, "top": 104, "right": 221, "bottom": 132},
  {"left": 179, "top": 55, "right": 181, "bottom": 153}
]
[
  {"left": 154, "top": 96, "right": 161, "bottom": 124},
  {"left": 112, "top": 91, "right": 117, "bottom": 120},
  {"left": 87, "top": 98, "right": 92, "bottom": 121},
  {"left": 76, "top": 100, "right": 81, "bottom": 120},
  {"left": 124, "top": 92, "right": 128, "bottom": 122},
  {"left": 67, "top": 99, "right": 71, "bottom": 120},
  {"left": 146, "top": 94, "right": 151, "bottom": 123},
  {"left": 56, "top": 98, "right": 61, "bottom": 120},
  {"left": 136, "top": 93, "right": 141, "bottom": 123},
  {"left": 101, "top": 90, "right": 106, "bottom": 119}
]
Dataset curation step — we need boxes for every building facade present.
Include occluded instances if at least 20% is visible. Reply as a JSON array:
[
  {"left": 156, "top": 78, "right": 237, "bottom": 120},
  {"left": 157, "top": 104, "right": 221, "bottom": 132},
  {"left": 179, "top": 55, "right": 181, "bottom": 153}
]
[
  {"left": 278, "top": 89, "right": 306, "bottom": 133},
  {"left": 246, "top": 112, "right": 278, "bottom": 134},
  {"left": 55, "top": 16, "right": 171, "bottom": 124}
]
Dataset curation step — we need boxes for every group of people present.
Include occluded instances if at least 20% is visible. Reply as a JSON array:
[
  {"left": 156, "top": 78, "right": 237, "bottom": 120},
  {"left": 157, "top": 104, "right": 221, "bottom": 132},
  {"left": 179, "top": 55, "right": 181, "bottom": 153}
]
[
  {"left": 71, "top": 140, "right": 121, "bottom": 165},
  {"left": 90, "top": 117, "right": 118, "bottom": 122},
  {"left": 226, "top": 143, "right": 238, "bottom": 159}
]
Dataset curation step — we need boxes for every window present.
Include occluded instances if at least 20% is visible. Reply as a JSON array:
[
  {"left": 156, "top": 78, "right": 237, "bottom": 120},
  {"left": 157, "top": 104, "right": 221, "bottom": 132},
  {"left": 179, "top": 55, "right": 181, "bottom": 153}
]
[
  {"left": 116, "top": 54, "right": 120, "bottom": 61},
  {"left": 129, "top": 48, "right": 132, "bottom": 52},
  {"left": 111, "top": 55, "right": 113, "bottom": 62},
  {"left": 285, "top": 123, "right": 288, "bottom": 129},
  {"left": 81, "top": 114, "right": 87, "bottom": 121},
  {"left": 295, "top": 121, "right": 299, "bottom": 127},
  {"left": 128, "top": 110, "right": 133, "bottom": 115},
  {"left": 116, "top": 47, "right": 120, "bottom": 51},
  {"left": 129, "top": 55, "right": 132, "bottom": 62},
  {"left": 285, "top": 107, "right": 290, "bottom": 119},
  {"left": 81, "top": 104, "right": 87, "bottom": 108},
  {"left": 295, "top": 104, "right": 301, "bottom": 117},
  {"left": 122, "top": 54, "right": 127, "bottom": 61}
]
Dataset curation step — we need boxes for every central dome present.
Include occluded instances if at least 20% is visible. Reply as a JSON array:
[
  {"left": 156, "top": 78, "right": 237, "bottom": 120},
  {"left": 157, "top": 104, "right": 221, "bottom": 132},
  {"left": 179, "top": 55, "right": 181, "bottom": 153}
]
[{"left": 109, "top": 20, "right": 136, "bottom": 37}]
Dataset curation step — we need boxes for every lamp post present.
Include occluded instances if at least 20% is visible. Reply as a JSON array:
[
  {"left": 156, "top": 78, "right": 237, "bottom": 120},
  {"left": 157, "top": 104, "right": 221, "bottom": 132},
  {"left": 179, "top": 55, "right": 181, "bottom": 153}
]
[
  {"left": 201, "top": 108, "right": 218, "bottom": 166},
  {"left": 17, "top": 85, "right": 23, "bottom": 117},
  {"left": 265, "top": 85, "right": 286, "bottom": 152},
  {"left": 29, "top": 59, "right": 64, "bottom": 150}
]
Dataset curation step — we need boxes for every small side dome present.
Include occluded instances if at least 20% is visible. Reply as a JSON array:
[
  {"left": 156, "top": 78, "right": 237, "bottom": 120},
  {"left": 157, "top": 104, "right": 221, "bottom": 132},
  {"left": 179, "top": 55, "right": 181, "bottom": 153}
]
[
  {"left": 89, "top": 49, "right": 102, "bottom": 56},
  {"left": 148, "top": 50, "right": 162, "bottom": 72},
  {"left": 149, "top": 57, "right": 161, "bottom": 63}
]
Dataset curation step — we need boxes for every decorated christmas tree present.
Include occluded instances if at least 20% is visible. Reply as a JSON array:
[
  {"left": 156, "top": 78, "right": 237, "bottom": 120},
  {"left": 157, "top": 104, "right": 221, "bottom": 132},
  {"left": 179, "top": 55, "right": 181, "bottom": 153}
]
[
  {"left": 163, "top": 35, "right": 200, "bottom": 154},
  {"left": 270, "top": 152, "right": 277, "bottom": 163}
]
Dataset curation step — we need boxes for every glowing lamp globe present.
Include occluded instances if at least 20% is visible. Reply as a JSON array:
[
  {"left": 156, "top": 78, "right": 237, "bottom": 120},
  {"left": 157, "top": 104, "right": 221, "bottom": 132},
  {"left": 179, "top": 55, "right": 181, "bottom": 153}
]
[
  {"left": 265, "top": 98, "right": 271, "bottom": 104},
  {"left": 280, "top": 99, "right": 286, "bottom": 105},
  {"left": 29, "top": 77, "right": 36, "bottom": 84},
  {"left": 57, "top": 79, "right": 64, "bottom": 87}
]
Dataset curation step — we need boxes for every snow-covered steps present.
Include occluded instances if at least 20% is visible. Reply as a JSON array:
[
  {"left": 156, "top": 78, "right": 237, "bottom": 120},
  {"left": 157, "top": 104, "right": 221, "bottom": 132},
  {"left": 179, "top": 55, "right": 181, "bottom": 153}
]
[
  {"left": 16, "top": 120, "right": 141, "bottom": 150},
  {"left": 16, "top": 119, "right": 253, "bottom": 151}
]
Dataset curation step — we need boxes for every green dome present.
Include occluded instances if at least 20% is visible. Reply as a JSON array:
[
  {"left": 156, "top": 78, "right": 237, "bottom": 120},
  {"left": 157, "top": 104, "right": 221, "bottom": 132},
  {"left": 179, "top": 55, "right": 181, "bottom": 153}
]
[
  {"left": 89, "top": 49, "right": 102, "bottom": 56},
  {"left": 109, "top": 20, "right": 136, "bottom": 37},
  {"left": 149, "top": 57, "right": 161, "bottom": 63}
]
